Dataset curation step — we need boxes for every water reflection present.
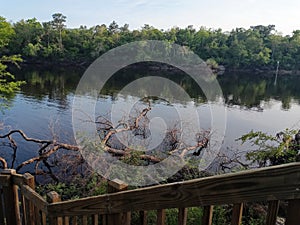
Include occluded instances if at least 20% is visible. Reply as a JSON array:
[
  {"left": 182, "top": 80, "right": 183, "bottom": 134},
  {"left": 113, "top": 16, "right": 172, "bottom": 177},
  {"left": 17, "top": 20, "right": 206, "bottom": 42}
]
[
  {"left": 10, "top": 66, "right": 300, "bottom": 110},
  {"left": 219, "top": 73, "right": 300, "bottom": 110},
  {"left": 2, "top": 65, "right": 300, "bottom": 177},
  {"left": 13, "top": 66, "right": 83, "bottom": 109}
]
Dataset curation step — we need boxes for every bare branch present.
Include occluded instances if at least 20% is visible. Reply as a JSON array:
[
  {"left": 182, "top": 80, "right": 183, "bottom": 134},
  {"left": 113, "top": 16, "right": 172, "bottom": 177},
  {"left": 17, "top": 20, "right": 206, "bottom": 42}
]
[
  {"left": 0, "top": 157, "right": 7, "bottom": 169},
  {"left": 0, "top": 130, "right": 52, "bottom": 144}
]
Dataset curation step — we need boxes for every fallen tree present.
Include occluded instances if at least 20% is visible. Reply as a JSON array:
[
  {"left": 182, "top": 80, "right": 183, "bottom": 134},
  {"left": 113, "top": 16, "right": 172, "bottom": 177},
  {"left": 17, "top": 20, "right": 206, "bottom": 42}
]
[{"left": 0, "top": 104, "right": 210, "bottom": 182}]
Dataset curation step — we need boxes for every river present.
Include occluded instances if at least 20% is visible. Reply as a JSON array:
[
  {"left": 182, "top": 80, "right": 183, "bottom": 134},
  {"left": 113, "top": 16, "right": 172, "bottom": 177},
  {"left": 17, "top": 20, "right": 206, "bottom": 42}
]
[{"left": 1, "top": 65, "right": 300, "bottom": 176}]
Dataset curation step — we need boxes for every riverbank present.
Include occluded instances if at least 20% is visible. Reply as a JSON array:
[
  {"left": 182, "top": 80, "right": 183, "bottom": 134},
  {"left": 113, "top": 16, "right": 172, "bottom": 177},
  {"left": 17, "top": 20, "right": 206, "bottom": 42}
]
[{"left": 20, "top": 59, "right": 300, "bottom": 77}]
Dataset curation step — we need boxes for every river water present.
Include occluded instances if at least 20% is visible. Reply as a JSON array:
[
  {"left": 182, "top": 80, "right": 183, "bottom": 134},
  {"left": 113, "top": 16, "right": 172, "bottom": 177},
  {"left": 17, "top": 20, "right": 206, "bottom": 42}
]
[{"left": 1, "top": 65, "right": 300, "bottom": 175}]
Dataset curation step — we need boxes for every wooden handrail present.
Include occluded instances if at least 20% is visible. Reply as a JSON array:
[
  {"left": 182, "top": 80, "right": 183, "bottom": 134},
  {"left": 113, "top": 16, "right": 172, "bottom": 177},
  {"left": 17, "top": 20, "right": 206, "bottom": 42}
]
[
  {"left": 19, "top": 184, "right": 48, "bottom": 213},
  {"left": 47, "top": 162, "right": 300, "bottom": 217},
  {"left": 1, "top": 163, "right": 300, "bottom": 225}
]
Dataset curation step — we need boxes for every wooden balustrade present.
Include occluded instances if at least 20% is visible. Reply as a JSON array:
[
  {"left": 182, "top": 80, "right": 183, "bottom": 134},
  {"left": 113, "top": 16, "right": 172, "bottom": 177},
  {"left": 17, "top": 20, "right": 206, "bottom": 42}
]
[{"left": 0, "top": 162, "right": 299, "bottom": 225}]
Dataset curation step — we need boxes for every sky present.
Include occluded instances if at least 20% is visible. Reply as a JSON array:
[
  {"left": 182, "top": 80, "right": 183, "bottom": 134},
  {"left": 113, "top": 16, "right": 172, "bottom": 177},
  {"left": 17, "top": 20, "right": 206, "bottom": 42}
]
[{"left": 1, "top": 0, "right": 300, "bottom": 35}]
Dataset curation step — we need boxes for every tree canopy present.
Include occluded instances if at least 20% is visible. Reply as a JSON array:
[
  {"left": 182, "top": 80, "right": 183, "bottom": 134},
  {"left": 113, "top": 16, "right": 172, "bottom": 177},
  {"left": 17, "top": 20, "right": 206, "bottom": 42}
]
[
  {"left": 1, "top": 14, "right": 300, "bottom": 70},
  {"left": 0, "top": 16, "right": 23, "bottom": 108}
]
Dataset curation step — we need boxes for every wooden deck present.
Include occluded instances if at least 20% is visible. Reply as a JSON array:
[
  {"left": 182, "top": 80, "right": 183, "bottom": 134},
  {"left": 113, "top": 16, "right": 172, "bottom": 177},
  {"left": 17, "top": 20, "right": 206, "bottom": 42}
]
[{"left": 0, "top": 162, "right": 300, "bottom": 225}]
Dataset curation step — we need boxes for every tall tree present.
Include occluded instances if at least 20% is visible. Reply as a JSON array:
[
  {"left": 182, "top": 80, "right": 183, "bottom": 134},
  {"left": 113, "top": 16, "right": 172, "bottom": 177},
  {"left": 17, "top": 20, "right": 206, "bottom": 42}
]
[
  {"left": 51, "top": 13, "right": 66, "bottom": 51},
  {"left": 0, "top": 17, "right": 23, "bottom": 108}
]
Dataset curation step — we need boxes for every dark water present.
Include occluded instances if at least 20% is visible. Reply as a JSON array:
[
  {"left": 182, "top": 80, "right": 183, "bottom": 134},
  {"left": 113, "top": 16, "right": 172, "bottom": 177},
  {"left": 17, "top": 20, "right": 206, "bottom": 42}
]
[{"left": 1, "top": 65, "right": 300, "bottom": 172}]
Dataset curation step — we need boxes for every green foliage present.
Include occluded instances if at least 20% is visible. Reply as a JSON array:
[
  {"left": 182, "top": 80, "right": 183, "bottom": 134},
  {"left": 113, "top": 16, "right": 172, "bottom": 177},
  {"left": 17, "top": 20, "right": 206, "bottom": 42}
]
[
  {"left": 36, "top": 173, "right": 107, "bottom": 200},
  {"left": 0, "top": 17, "right": 25, "bottom": 109},
  {"left": 1, "top": 14, "right": 300, "bottom": 70},
  {"left": 238, "top": 129, "right": 299, "bottom": 166}
]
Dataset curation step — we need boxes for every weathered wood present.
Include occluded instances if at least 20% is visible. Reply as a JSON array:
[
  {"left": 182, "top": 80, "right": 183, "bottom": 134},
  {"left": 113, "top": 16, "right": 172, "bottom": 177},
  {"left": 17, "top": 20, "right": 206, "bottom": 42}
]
[
  {"left": 92, "top": 214, "right": 99, "bottom": 225},
  {"left": 71, "top": 216, "right": 78, "bottom": 225},
  {"left": 11, "top": 173, "right": 24, "bottom": 186},
  {"left": 82, "top": 215, "right": 88, "bottom": 225},
  {"left": 41, "top": 212, "right": 47, "bottom": 225},
  {"left": 2, "top": 169, "right": 20, "bottom": 225},
  {"left": 64, "top": 216, "right": 70, "bottom": 225},
  {"left": 178, "top": 208, "right": 188, "bottom": 225},
  {"left": 157, "top": 209, "right": 166, "bottom": 225},
  {"left": 266, "top": 200, "right": 279, "bottom": 225},
  {"left": 20, "top": 185, "right": 48, "bottom": 213},
  {"left": 286, "top": 199, "right": 300, "bottom": 225},
  {"left": 122, "top": 212, "right": 131, "bottom": 225},
  {"left": 108, "top": 179, "right": 128, "bottom": 192},
  {"left": 231, "top": 203, "right": 243, "bottom": 225},
  {"left": 48, "top": 191, "right": 63, "bottom": 225},
  {"left": 0, "top": 175, "right": 10, "bottom": 187},
  {"left": 107, "top": 179, "right": 130, "bottom": 225},
  {"left": 20, "top": 194, "right": 27, "bottom": 225},
  {"left": 34, "top": 207, "right": 41, "bottom": 225},
  {"left": 202, "top": 205, "right": 213, "bottom": 225},
  {"left": 0, "top": 189, "right": 5, "bottom": 225},
  {"left": 139, "top": 211, "right": 148, "bottom": 225},
  {"left": 48, "top": 163, "right": 300, "bottom": 217},
  {"left": 23, "top": 173, "right": 36, "bottom": 225}
]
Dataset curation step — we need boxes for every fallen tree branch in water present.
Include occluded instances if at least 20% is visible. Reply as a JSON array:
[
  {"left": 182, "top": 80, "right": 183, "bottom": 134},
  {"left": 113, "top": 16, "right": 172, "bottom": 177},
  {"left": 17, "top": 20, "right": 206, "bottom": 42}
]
[
  {"left": 0, "top": 129, "right": 80, "bottom": 173},
  {"left": 0, "top": 103, "right": 210, "bottom": 181}
]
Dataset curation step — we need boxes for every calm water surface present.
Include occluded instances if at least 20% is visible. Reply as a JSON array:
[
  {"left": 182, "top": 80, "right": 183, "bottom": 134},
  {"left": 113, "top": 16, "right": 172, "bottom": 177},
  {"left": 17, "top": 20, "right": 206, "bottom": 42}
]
[{"left": 1, "top": 65, "right": 300, "bottom": 172}]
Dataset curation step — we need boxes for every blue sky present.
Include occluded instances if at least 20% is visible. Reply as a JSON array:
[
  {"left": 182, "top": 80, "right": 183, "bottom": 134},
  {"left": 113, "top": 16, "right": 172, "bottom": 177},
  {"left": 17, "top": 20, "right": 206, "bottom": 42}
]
[{"left": 1, "top": 0, "right": 299, "bottom": 35}]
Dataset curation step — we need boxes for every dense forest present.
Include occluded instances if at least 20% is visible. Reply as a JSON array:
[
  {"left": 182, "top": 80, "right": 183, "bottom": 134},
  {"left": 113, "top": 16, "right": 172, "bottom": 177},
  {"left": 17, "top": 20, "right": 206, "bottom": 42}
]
[{"left": 1, "top": 13, "right": 300, "bottom": 70}]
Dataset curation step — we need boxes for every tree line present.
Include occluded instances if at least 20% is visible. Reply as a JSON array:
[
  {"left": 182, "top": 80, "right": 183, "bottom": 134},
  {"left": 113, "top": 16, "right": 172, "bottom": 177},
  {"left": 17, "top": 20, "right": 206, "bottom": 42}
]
[{"left": 1, "top": 13, "right": 300, "bottom": 70}]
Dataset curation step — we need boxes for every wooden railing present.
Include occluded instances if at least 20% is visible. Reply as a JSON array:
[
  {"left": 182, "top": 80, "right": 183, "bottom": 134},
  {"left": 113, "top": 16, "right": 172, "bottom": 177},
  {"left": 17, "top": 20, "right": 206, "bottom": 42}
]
[{"left": 0, "top": 162, "right": 300, "bottom": 225}]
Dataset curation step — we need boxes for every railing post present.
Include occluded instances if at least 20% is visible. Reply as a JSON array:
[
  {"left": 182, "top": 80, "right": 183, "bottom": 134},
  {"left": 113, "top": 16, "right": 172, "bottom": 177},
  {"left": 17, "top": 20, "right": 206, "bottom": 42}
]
[
  {"left": 157, "top": 209, "right": 166, "bottom": 225},
  {"left": 178, "top": 208, "right": 188, "bottom": 225},
  {"left": 22, "top": 173, "right": 36, "bottom": 225},
  {"left": 202, "top": 205, "right": 213, "bottom": 225},
  {"left": 139, "top": 211, "right": 148, "bottom": 225},
  {"left": 231, "top": 203, "right": 243, "bottom": 225},
  {"left": 106, "top": 179, "right": 130, "bottom": 225},
  {"left": 2, "top": 169, "right": 21, "bottom": 225},
  {"left": 266, "top": 200, "right": 279, "bottom": 225},
  {"left": 47, "top": 191, "right": 63, "bottom": 225},
  {"left": 286, "top": 199, "right": 300, "bottom": 225}
]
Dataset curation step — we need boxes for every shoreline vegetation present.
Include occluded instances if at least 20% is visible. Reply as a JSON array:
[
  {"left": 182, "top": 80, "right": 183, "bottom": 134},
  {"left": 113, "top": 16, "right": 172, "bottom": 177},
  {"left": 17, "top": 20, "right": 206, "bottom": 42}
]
[
  {"left": 19, "top": 59, "right": 300, "bottom": 77},
  {"left": 1, "top": 14, "right": 300, "bottom": 74}
]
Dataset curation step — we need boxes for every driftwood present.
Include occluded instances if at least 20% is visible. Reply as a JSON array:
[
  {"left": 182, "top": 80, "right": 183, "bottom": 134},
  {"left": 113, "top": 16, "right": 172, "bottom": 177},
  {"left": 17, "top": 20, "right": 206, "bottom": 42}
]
[
  {"left": 0, "top": 129, "right": 79, "bottom": 173},
  {"left": 0, "top": 105, "right": 210, "bottom": 179}
]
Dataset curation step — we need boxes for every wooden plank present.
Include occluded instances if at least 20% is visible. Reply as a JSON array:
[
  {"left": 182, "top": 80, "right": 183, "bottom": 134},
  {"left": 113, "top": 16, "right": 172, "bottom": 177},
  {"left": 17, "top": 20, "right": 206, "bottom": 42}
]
[
  {"left": 266, "top": 200, "right": 279, "bottom": 225},
  {"left": 48, "top": 191, "right": 62, "bottom": 225},
  {"left": 11, "top": 174, "right": 25, "bottom": 186},
  {"left": 157, "top": 209, "right": 166, "bottom": 225},
  {"left": 25, "top": 197, "right": 34, "bottom": 225},
  {"left": 82, "top": 215, "right": 88, "bottom": 225},
  {"left": 122, "top": 212, "right": 131, "bottom": 225},
  {"left": 0, "top": 175, "right": 10, "bottom": 187},
  {"left": 178, "top": 208, "right": 188, "bottom": 225},
  {"left": 23, "top": 173, "right": 36, "bottom": 225},
  {"left": 71, "top": 216, "right": 78, "bottom": 225},
  {"left": 34, "top": 207, "right": 41, "bottom": 225},
  {"left": 202, "top": 205, "right": 213, "bottom": 225},
  {"left": 92, "top": 214, "right": 99, "bottom": 225},
  {"left": 108, "top": 179, "right": 128, "bottom": 192},
  {"left": 139, "top": 211, "right": 148, "bottom": 225},
  {"left": 231, "top": 203, "right": 243, "bottom": 225},
  {"left": 41, "top": 212, "right": 47, "bottom": 225},
  {"left": 64, "top": 216, "right": 70, "bottom": 225},
  {"left": 286, "top": 199, "right": 300, "bottom": 225},
  {"left": 107, "top": 179, "right": 129, "bottom": 225},
  {"left": 0, "top": 189, "right": 5, "bottom": 225},
  {"left": 20, "top": 185, "right": 48, "bottom": 213},
  {"left": 48, "top": 163, "right": 300, "bottom": 217},
  {"left": 102, "top": 215, "right": 106, "bottom": 225},
  {"left": 2, "top": 169, "right": 20, "bottom": 225},
  {"left": 20, "top": 194, "right": 27, "bottom": 225}
]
